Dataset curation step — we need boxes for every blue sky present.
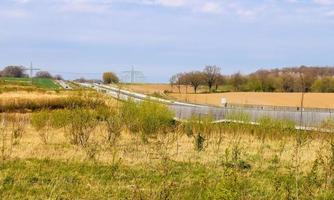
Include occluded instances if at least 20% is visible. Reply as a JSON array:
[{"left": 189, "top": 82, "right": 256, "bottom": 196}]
[{"left": 1, "top": 0, "right": 334, "bottom": 82}]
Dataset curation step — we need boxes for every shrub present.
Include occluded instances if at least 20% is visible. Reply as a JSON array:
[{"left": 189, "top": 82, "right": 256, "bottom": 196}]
[
  {"left": 121, "top": 99, "right": 174, "bottom": 141},
  {"left": 31, "top": 110, "right": 51, "bottom": 144},
  {"left": 121, "top": 99, "right": 141, "bottom": 134},
  {"left": 96, "top": 107, "right": 123, "bottom": 144},
  {"left": 32, "top": 109, "right": 99, "bottom": 146},
  {"left": 137, "top": 100, "right": 174, "bottom": 136},
  {"left": 103, "top": 72, "right": 119, "bottom": 84},
  {"left": 64, "top": 109, "right": 98, "bottom": 146}
]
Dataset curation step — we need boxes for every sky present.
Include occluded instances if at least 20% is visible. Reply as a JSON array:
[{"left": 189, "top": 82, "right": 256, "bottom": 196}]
[{"left": 0, "top": 0, "right": 334, "bottom": 82}]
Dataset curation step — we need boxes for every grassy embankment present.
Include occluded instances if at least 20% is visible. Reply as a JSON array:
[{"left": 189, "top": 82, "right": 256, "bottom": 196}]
[{"left": 0, "top": 77, "right": 60, "bottom": 91}]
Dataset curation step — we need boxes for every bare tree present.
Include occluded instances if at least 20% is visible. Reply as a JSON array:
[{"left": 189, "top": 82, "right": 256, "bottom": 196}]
[
  {"left": 170, "top": 73, "right": 184, "bottom": 93},
  {"left": 35, "top": 71, "right": 52, "bottom": 78},
  {"left": 185, "top": 71, "right": 204, "bottom": 93},
  {"left": 1, "top": 66, "right": 26, "bottom": 78},
  {"left": 215, "top": 74, "right": 225, "bottom": 91},
  {"left": 203, "top": 65, "right": 221, "bottom": 92}
]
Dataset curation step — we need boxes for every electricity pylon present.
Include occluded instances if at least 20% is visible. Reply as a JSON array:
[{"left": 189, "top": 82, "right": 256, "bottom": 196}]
[{"left": 121, "top": 66, "right": 145, "bottom": 83}]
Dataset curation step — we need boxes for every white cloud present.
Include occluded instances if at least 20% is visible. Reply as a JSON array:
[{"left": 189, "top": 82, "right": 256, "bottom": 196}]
[
  {"left": 140, "top": 0, "right": 190, "bottom": 7},
  {"left": 59, "top": 0, "right": 111, "bottom": 13},
  {"left": 157, "top": 0, "right": 188, "bottom": 7},
  {"left": 200, "top": 2, "right": 221, "bottom": 14},
  {"left": 314, "top": 0, "right": 334, "bottom": 6}
]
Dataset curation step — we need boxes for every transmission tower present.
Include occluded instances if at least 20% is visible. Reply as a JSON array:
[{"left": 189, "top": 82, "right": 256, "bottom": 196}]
[
  {"left": 23, "top": 62, "right": 40, "bottom": 83},
  {"left": 121, "top": 66, "right": 145, "bottom": 83}
]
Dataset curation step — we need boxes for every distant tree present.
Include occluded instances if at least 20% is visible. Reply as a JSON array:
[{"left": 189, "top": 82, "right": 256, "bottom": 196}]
[
  {"left": 280, "top": 73, "right": 295, "bottom": 92},
  {"left": 246, "top": 75, "right": 262, "bottom": 91},
  {"left": 1, "top": 66, "right": 26, "bottom": 77},
  {"left": 54, "top": 75, "right": 64, "bottom": 80},
  {"left": 214, "top": 74, "right": 225, "bottom": 91},
  {"left": 103, "top": 72, "right": 119, "bottom": 84},
  {"left": 311, "top": 77, "right": 334, "bottom": 92},
  {"left": 185, "top": 71, "right": 204, "bottom": 93},
  {"left": 203, "top": 65, "right": 221, "bottom": 92},
  {"left": 35, "top": 71, "right": 52, "bottom": 78},
  {"left": 230, "top": 72, "right": 246, "bottom": 91},
  {"left": 75, "top": 77, "right": 87, "bottom": 83},
  {"left": 170, "top": 73, "right": 186, "bottom": 93}
]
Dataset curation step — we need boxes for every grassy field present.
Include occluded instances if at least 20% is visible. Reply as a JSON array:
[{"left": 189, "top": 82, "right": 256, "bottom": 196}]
[
  {"left": 121, "top": 84, "right": 334, "bottom": 109},
  {"left": 0, "top": 84, "right": 334, "bottom": 199},
  {"left": 1, "top": 77, "right": 60, "bottom": 90}
]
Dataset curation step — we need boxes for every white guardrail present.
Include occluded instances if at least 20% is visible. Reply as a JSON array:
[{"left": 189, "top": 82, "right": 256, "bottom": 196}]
[{"left": 77, "top": 82, "right": 333, "bottom": 133}]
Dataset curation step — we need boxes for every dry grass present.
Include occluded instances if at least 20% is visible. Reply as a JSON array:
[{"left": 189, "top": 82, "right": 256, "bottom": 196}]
[
  {"left": 4, "top": 121, "right": 327, "bottom": 172},
  {"left": 0, "top": 91, "right": 109, "bottom": 112}
]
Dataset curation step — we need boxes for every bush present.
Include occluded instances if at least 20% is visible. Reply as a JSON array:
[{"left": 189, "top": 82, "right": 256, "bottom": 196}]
[
  {"left": 32, "top": 109, "right": 99, "bottom": 146},
  {"left": 121, "top": 99, "right": 174, "bottom": 141},
  {"left": 103, "top": 72, "right": 119, "bottom": 84},
  {"left": 31, "top": 110, "right": 51, "bottom": 143},
  {"left": 63, "top": 109, "right": 98, "bottom": 146},
  {"left": 96, "top": 107, "right": 123, "bottom": 144}
]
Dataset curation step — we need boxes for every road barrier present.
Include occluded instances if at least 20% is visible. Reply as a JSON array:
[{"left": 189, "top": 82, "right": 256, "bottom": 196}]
[{"left": 78, "top": 83, "right": 333, "bottom": 130}]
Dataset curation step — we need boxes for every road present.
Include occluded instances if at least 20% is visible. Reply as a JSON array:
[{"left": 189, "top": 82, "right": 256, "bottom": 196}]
[
  {"left": 56, "top": 80, "right": 72, "bottom": 90},
  {"left": 79, "top": 83, "right": 333, "bottom": 131}
]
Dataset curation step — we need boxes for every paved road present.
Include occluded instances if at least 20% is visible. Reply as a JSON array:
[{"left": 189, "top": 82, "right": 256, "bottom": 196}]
[
  {"left": 79, "top": 83, "right": 333, "bottom": 130},
  {"left": 56, "top": 80, "right": 72, "bottom": 90}
]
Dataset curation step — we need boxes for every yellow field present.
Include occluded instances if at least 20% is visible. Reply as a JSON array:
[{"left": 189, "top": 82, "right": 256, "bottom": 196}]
[
  {"left": 120, "top": 83, "right": 191, "bottom": 94},
  {"left": 170, "top": 92, "right": 334, "bottom": 109},
  {"left": 122, "top": 84, "right": 334, "bottom": 109}
]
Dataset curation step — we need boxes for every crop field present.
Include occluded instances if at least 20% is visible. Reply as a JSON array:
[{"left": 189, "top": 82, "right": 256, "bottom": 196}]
[
  {"left": 121, "top": 84, "right": 334, "bottom": 109},
  {"left": 1, "top": 77, "right": 60, "bottom": 90},
  {"left": 0, "top": 82, "right": 334, "bottom": 199},
  {"left": 170, "top": 92, "right": 334, "bottom": 109}
]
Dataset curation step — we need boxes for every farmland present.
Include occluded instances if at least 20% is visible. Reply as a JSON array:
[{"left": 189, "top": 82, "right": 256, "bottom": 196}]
[
  {"left": 0, "top": 81, "right": 334, "bottom": 199},
  {"left": 121, "top": 83, "right": 334, "bottom": 109}
]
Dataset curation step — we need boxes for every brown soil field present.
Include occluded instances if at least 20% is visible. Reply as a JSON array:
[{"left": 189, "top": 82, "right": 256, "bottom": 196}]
[
  {"left": 170, "top": 92, "right": 334, "bottom": 109},
  {"left": 121, "top": 84, "right": 334, "bottom": 109},
  {"left": 119, "top": 83, "right": 205, "bottom": 94}
]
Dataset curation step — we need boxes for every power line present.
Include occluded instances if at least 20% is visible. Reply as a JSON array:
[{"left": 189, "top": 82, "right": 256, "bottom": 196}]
[
  {"left": 23, "top": 62, "right": 40, "bottom": 78},
  {"left": 121, "top": 66, "right": 145, "bottom": 83}
]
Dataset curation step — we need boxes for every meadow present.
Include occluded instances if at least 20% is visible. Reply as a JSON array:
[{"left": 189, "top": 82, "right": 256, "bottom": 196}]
[{"left": 0, "top": 82, "right": 334, "bottom": 199}]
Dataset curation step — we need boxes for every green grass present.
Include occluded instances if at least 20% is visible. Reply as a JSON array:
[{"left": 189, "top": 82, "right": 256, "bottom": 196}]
[
  {"left": 1, "top": 77, "right": 60, "bottom": 89},
  {"left": 1, "top": 158, "right": 333, "bottom": 200}
]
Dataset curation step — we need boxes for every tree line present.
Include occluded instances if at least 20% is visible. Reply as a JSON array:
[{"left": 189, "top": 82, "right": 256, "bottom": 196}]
[
  {"left": 0, "top": 66, "right": 63, "bottom": 80},
  {"left": 170, "top": 65, "right": 334, "bottom": 93}
]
